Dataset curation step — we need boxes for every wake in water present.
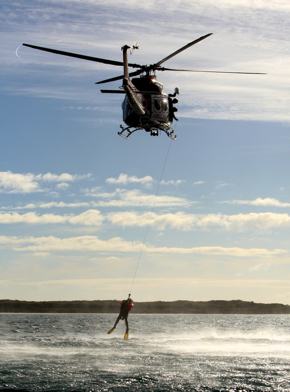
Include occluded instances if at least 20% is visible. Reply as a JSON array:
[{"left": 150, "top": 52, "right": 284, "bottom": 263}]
[{"left": 0, "top": 313, "right": 289, "bottom": 391}]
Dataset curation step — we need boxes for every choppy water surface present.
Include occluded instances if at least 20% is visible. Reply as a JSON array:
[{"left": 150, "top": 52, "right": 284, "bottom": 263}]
[{"left": 0, "top": 313, "right": 289, "bottom": 391}]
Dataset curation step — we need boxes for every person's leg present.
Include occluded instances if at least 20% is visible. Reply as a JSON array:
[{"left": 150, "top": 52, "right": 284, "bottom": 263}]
[
  {"left": 124, "top": 317, "right": 129, "bottom": 334},
  {"left": 113, "top": 314, "right": 121, "bottom": 328},
  {"left": 107, "top": 314, "right": 121, "bottom": 334},
  {"left": 123, "top": 317, "right": 129, "bottom": 340}
]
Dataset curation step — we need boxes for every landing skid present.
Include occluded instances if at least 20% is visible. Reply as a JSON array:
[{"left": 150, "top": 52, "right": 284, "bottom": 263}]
[
  {"left": 118, "top": 125, "right": 176, "bottom": 140},
  {"left": 118, "top": 125, "right": 142, "bottom": 138}
]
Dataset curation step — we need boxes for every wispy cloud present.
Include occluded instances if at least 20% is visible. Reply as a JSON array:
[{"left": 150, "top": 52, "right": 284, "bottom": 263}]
[
  {"left": 193, "top": 212, "right": 290, "bottom": 231},
  {"left": 193, "top": 180, "right": 205, "bottom": 186},
  {"left": 106, "top": 173, "right": 153, "bottom": 186},
  {"left": 56, "top": 183, "right": 70, "bottom": 190},
  {"left": 0, "top": 234, "right": 284, "bottom": 258},
  {"left": 85, "top": 188, "right": 191, "bottom": 208},
  {"left": 1, "top": 202, "right": 95, "bottom": 211},
  {"left": 0, "top": 192, "right": 192, "bottom": 211},
  {"left": 215, "top": 182, "right": 230, "bottom": 190},
  {"left": 4, "top": 0, "right": 290, "bottom": 121},
  {"left": 0, "top": 210, "right": 103, "bottom": 227},
  {"left": 108, "top": 211, "right": 194, "bottom": 230},
  {"left": 225, "top": 197, "right": 290, "bottom": 208},
  {"left": 160, "top": 179, "right": 185, "bottom": 186}
]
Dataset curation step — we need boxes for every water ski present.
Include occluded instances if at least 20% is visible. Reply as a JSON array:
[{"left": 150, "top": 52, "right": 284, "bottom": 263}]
[{"left": 124, "top": 332, "right": 129, "bottom": 340}]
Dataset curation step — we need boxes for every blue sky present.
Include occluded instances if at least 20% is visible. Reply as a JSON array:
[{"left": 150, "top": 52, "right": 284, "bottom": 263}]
[{"left": 1, "top": 0, "right": 290, "bottom": 303}]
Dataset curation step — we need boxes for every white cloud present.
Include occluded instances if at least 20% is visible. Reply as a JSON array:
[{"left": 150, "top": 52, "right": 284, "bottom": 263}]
[
  {"left": 2, "top": 192, "right": 191, "bottom": 210},
  {"left": 160, "top": 179, "right": 185, "bottom": 186},
  {"left": 3, "top": 208, "right": 290, "bottom": 232},
  {"left": 67, "top": 210, "right": 103, "bottom": 226},
  {"left": 215, "top": 182, "right": 230, "bottom": 190},
  {"left": 193, "top": 180, "right": 205, "bottom": 186},
  {"left": 2, "top": 202, "right": 93, "bottom": 210},
  {"left": 0, "top": 234, "right": 284, "bottom": 258},
  {"left": 85, "top": 188, "right": 192, "bottom": 208},
  {"left": 109, "top": 211, "right": 290, "bottom": 231},
  {"left": 65, "top": 0, "right": 290, "bottom": 13},
  {"left": 36, "top": 172, "right": 89, "bottom": 182},
  {"left": 226, "top": 197, "right": 290, "bottom": 208},
  {"left": 193, "top": 212, "right": 290, "bottom": 231},
  {"left": 0, "top": 210, "right": 103, "bottom": 227},
  {"left": 56, "top": 182, "right": 70, "bottom": 190},
  {"left": 0, "top": 171, "right": 90, "bottom": 193},
  {"left": 0, "top": 171, "right": 39, "bottom": 193},
  {"left": 106, "top": 173, "right": 153, "bottom": 186},
  {"left": 108, "top": 211, "right": 194, "bottom": 230}
]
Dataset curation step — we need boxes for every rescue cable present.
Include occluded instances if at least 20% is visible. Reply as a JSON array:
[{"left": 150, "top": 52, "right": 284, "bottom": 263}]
[{"left": 129, "top": 138, "right": 173, "bottom": 292}]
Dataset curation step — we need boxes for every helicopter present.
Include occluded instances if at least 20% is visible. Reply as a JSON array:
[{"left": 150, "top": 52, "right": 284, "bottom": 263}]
[{"left": 23, "top": 34, "right": 265, "bottom": 139}]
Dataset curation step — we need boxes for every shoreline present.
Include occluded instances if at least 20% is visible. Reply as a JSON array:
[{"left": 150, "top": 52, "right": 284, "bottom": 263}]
[{"left": 0, "top": 299, "right": 289, "bottom": 314}]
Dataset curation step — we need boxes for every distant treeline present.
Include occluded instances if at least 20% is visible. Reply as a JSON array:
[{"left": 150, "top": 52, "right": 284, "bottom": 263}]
[{"left": 0, "top": 299, "right": 289, "bottom": 314}]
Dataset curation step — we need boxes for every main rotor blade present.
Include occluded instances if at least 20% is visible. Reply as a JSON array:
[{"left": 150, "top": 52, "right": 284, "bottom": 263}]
[
  {"left": 100, "top": 89, "right": 126, "bottom": 94},
  {"left": 156, "top": 66, "right": 267, "bottom": 75},
  {"left": 95, "top": 69, "right": 143, "bottom": 84},
  {"left": 22, "top": 43, "right": 142, "bottom": 68},
  {"left": 152, "top": 33, "right": 213, "bottom": 68}
]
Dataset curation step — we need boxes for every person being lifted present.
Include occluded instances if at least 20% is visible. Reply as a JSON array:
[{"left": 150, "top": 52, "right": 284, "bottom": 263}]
[{"left": 107, "top": 294, "right": 134, "bottom": 340}]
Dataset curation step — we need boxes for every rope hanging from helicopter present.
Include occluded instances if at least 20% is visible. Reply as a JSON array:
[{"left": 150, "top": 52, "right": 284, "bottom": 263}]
[{"left": 129, "top": 135, "right": 175, "bottom": 293}]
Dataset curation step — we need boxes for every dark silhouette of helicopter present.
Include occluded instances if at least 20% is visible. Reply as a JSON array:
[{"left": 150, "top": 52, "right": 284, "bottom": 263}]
[{"left": 23, "top": 34, "right": 265, "bottom": 139}]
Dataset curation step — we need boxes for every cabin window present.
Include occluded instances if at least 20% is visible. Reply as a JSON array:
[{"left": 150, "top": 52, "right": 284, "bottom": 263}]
[
  {"left": 162, "top": 99, "right": 168, "bottom": 112},
  {"left": 154, "top": 99, "right": 161, "bottom": 111}
]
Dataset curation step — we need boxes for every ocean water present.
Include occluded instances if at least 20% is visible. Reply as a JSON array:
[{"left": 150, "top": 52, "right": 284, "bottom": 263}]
[{"left": 0, "top": 313, "right": 289, "bottom": 391}]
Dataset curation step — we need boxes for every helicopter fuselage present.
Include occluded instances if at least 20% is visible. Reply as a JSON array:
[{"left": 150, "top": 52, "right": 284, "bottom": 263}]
[
  {"left": 118, "top": 50, "right": 179, "bottom": 140},
  {"left": 122, "top": 75, "right": 174, "bottom": 134}
]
